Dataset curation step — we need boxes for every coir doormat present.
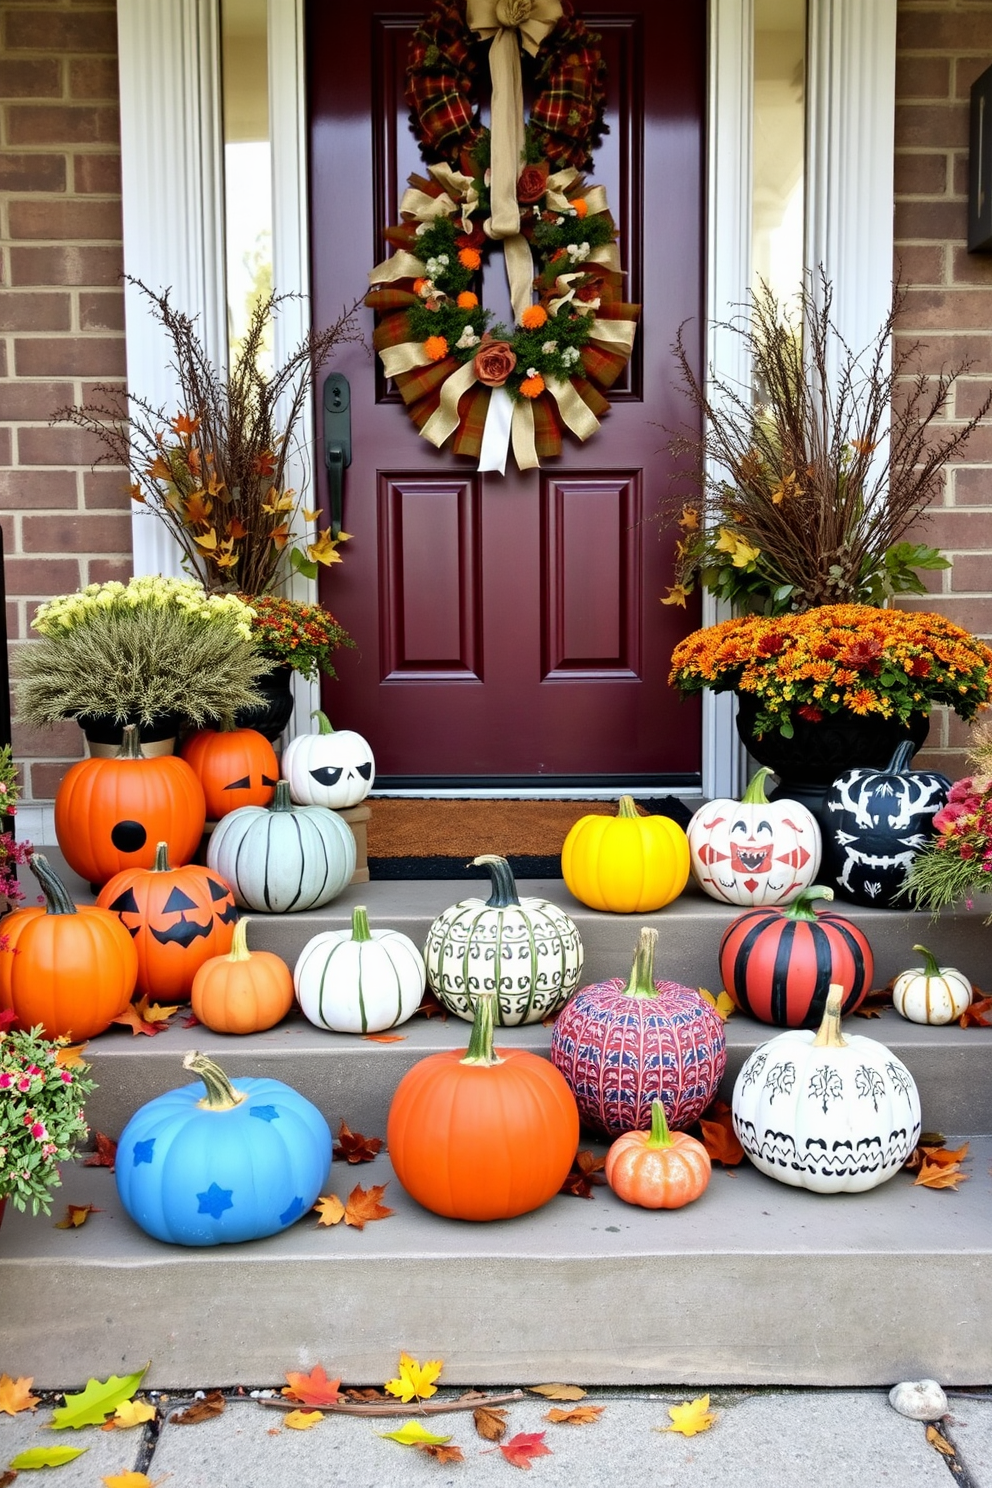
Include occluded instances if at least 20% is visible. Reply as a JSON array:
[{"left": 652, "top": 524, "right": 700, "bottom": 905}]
[{"left": 366, "top": 797, "right": 693, "bottom": 880}]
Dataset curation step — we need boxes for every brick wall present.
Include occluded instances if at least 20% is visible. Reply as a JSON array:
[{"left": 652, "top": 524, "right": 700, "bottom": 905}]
[
  {"left": 0, "top": 0, "right": 130, "bottom": 802},
  {"left": 894, "top": 0, "right": 992, "bottom": 778}
]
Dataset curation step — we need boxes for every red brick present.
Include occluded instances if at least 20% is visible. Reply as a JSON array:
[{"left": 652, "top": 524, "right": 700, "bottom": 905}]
[
  {"left": 86, "top": 556, "right": 132, "bottom": 585},
  {"left": 953, "top": 467, "right": 992, "bottom": 505},
  {"left": 78, "top": 289, "right": 124, "bottom": 331},
  {"left": 0, "top": 58, "right": 60, "bottom": 97},
  {"left": 946, "top": 425, "right": 992, "bottom": 463},
  {"left": 83, "top": 467, "right": 130, "bottom": 508},
  {"left": 900, "top": 286, "right": 992, "bottom": 331},
  {"left": 14, "top": 336, "right": 125, "bottom": 378},
  {"left": 29, "top": 761, "right": 74, "bottom": 799},
  {"left": 16, "top": 422, "right": 106, "bottom": 465},
  {"left": 950, "top": 552, "right": 992, "bottom": 591},
  {"left": 72, "top": 151, "right": 119, "bottom": 193},
  {"left": 7, "top": 197, "right": 122, "bottom": 241},
  {"left": 6, "top": 603, "right": 20, "bottom": 643},
  {"left": 79, "top": 378, "right": 124, "bottom": 404},
  {"left": 947, "top": 709, "right": 982, "bottom": 747},
  {"left": 952, "top": 151, "right": 971, "bottom": 198},
  {"left": 950, "top": 249, "right": 992, "bottom": 289},
  {"left": 4, "top": 556, "right": 81, "bottom": 594},
  {"left": 8, "top": 244, "right": 122, "bottom": 286},
  {"left": 0, "top": 344, "right": 7, "bottom": 378},
  {"left": 68, "top": 57, "right": 118, "bottom": 100},
  {"left": 955, "top": 54, "right": 992, "bottom": 97},
  {"left": 894, "top": 197, "right": 968, "bottom": 240},
  {"left": 894, "top": 243, "right": 947, "bottom": 284},
  {"left": 955, "top": 379, "right": 992, "bottom": 420},
  {"left": 898, "top": 593, "right": 992, "bottom": 636},
  {"left": 0, "top": 468, "right": 77, "bottom": 508},
  {"left": 0, "top": 428, "right": 11, "bottom": 466},
  {"left": 911, "top": 506, "right": 992, "bottom": 552},
  {"left": 0, "top": 290, "right": 70, "bottom": 331},
  {"left": 6, "top": 104, "right": 119, "bottom": 146},
  {"left": 898, "top": 11, "right": 992, "bottom": 51},
  {"left": 10, "top": 717, "right": 83, "bottom": 759},
  {"left": 909, "top": 748, "right": 969, "bottom": 779},
  {"left": 0, "top": 378, "right": 73, "bottom": 419},
  {"left": 894, "top": 101, "right": 970, "bottom": 151},
  {"left": 0, "top": 152, "right": 65, "bottom": 191},
  {"left": 894, "top": 151, "right": 949, "bottom": 195},
  {"left": 4, "top": 9, "right": 118, "bottom": 52},
  {"left": 894, "top": 332, "right": 992, "bottom": 374},
  {"left": 21, "top": 511, "right": 130, "bottom": 553},
  {"left": 895, "top": 55, "right": 952, "bottom": 99}
]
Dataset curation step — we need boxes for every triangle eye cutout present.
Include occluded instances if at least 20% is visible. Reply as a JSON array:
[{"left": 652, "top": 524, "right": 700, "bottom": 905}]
[
  {"left": 310, "top": 765, "right": 343, "bottom": 787},
  {"left": 108, "top": 888, "right": 140, "bottom": 915},
  {"left": 224, "top": 775, "right": 251, "bottom": 790},
  {"left": 262, "top": 775, "right": 278, "bottom": 786},
  {"left": 356, "top": 761, "right": 373, "bottom": 780},
  {"left": 207, "top": 876, "right": 232, "bottom": 902},
  {"left": 162, "top": 886, "right": 199, "bottom": 913}
]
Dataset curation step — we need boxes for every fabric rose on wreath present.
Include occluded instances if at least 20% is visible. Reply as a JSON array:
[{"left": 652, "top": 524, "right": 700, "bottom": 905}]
[
  {"left": 517, "top": 162, "right": 549, "bottom": 204},
  {"left": 474, "top": 336, "right": 517, "bottom": 387}
]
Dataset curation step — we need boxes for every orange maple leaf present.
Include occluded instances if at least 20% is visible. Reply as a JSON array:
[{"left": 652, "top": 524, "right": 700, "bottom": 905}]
[
  {"left": 313, "top": 1195, "right": 345, "bottom": 1226},
  {"left": 498, "top": 1431, "right": 553, "bottom": 1469},
  {"left": 171, "top": 412, "right": 200, "bottom": 438},
  {"left": 333, "top": 1120, "right": 384, "bottom": 1164},
  {"left": 254, "top": 449, "right": 278, "bottom": 476},
  {"left": 559, "top": 1150, "right": 606, "bottom": 1198},
  {"left": 183, "top": 490, "right": 212, "bottom": 526},
  {"left": 228, "top": 516, "right": 248, "bottom": 539},
  {"left": 55, "top": 1041, "right": 89, "bottom": 1069},
  {"left": 0, "top": 1374, "right": 40, "bottom": 1415},
  {"left": 362, "top": 1033, "right": 406, "bottom": 1043},
  {"left": 83, "top": 1131, "right": 117, "bottom": 1169},
  {"left": 54, "top": 1202, "right": 101, "bottom": 1229},
  {"left": 313, "top": 1183, "right": 394, "bottom": 1229},
  {"left": 914, "top": 1159, "right": 969, "bottom": 1190},
  {"left": 112, "top": 999, "right": 180, "bottom": 1037},
  {"left": 419, "top": 1443, "right": 465, "bottom": 1462},
  {"left": 960, "top": 995, "right": 992, "bottom": 1028},
  {"left": 282, "top": 1364, "right": 342, "bottom": 1407},
  {"left": 699, "top": 1116, "right": 744, "bottom": 1167},
  {"left": 145, "top": 454, "right": 172, "bottom": 482},
  {"left": 543, "top": 1406, "right": 604, "bottom": 1425},
  {"left": 474, "top": 1405, "right": 509, "bottom": 1441}
]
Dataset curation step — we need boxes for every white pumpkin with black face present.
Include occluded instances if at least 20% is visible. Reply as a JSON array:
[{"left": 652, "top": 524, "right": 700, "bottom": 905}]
[
  {"left": 281, "top": 711, "right": 375, "bottom": 810},
  {"left": 687, "top": 768, "right": 822, "bottom": 907}
]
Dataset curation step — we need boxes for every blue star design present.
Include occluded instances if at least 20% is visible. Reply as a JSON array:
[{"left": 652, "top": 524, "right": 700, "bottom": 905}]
[
  {"left": 279, "top": 1195, "right": 305, "bottom": 1225},
  {"left": 249, "top": 1105, "right": 280, "bottom": 1122},
  {"left": 196, "top": 1182, "right": 234, "bottom": 1219},
  {"left": 132, "top": 1139, "right": 155, "bottom": 1166}
]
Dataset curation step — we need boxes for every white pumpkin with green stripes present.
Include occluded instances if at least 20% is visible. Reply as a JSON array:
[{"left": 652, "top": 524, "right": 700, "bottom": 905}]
[
  {"left": 206, "top": 780, "right": 355, "bottom": 913},
  {"left": 294, "top": 905, "right": 426, "bottom": 1034},
  {"left": 425, "top": 854, "right": 584, "bottom": 1025}
]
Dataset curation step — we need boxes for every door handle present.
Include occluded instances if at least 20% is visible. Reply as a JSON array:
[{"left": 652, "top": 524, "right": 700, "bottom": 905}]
[{"left": 322, "top": 372, "right": 352, "bottom": 537}]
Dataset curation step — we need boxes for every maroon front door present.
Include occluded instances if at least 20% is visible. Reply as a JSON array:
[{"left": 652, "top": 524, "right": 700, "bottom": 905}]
[{"left": 308, "top": 2, "right": 704, "bottom": 787}]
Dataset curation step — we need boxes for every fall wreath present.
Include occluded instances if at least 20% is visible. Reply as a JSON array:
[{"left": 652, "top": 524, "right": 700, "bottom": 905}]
[{"left": 365, "top": 0, "right": 640, "bottom": 473}]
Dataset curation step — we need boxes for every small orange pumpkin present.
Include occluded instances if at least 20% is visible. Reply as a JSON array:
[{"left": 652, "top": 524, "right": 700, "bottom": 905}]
[
  {"left": 180, "top": 727, "right": 279, "bottom": 820},
  {"left": 97, "top": 841, "right": 238, "bottom": 1001},
  {"left": 605, "top": 1099, "right": 711, "bottom": 1210},
  {"left": 0, "top": 853, "right": 137, "bottom": 1040},
  {"left": 191, "top": 917, "right": 295, "bottom": 1034}
]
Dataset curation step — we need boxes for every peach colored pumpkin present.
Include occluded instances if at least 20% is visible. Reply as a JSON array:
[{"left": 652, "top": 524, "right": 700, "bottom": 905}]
[
  {"left": 191, "top": 918, "right": 295, "bottom": 1034},
  {"left": 605, "top": 1099, "right": 711, "bottom": 1209}
]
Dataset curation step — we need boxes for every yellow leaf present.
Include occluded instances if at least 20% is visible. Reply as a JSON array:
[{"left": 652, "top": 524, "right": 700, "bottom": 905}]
[
  {"left": 283, "top": 1409, "right": 324, "bottom": 1430},
  {"left": 302, "top": 507, "right": 321, "bottom": 522},
  {"left": 529, "top": 1384, "right": 587, "bottom": 1401},
  {"left": 54, "top": 1202, "right": 99, "bottom": 1228},
  {"left": 261, "top": 491, "right": 295, "bottom": 515},
  {"left": 697, "top": 988, "right": 735, "bottom": 1020},
  {"left": 307, "top": 529, "right": 346, "bottom": 566},
  {"left": 313, "top": 1194, "right": 345, "bottom": 1226},
  {"left": 112, "top": 1398, "right": 156, "bottom": 1429},
  {"left": 0, "top": 1373, "right": 40, "bottom": 1414},
  {"left": 659, "top": 1394, "right": 717, "bottom": 1437},
  {"left": 379, "top": 1420, "right": 451, "bottom": 1446},
  {"left": 133, "top": 997, "right": 180, "bottom": 1025},
  {"left": 661, "top": 584, "right": 689, "bottom": 608},
  {"left": 55, "top": 1042, "right": 89, "bottom": 1068},
  {"left": 927, "top": 1425, "right": 955, "bottom": 1456},
  {"left": 384, "top": 1352, "right": 443, "bottom": 1404},
  {"left": 193, "top": 528, "right": 218, "bottom": 551},
  {"left": 102, "top": 1475, "right": 167, "bottom": 1488}
]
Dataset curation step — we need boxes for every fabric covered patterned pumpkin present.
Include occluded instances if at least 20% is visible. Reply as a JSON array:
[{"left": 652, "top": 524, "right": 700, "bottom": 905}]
[
  {"left": 719, "top": 885, "right": 873, "bottom": 1028},
  {"left": 892, "top": 945, "right": 973, "bottom": 1026},
  {"left": 295, "top": 905, "right": 426, "bottom": 1034},
  {"left": 424, "top": 854, "right": 583, "bottom": 1025},
  {"left": 115, "top": 1051, "right": 332, "bottom": 1245},
  {"left": 822, "top": 741, "right": 951, "bottom": 907},
  {"left": 206, "top": 780, "right": 356, "bottom": 912},
  {"left": 550, "top": 926, "right": 726, "bottom": 1138},
  {"left": 732, "top": 983, "right": 921, "bottom": 1192},
  {"left": 687, "top": 767, "right": 821, "bottom": 907},
  {"left": 281, "top": 711, "right": 375, "bottom": 809},
  {"left": 180, "top": 726, "right": 279, "bottom": 820},
  {"left": 561, "top": 795, "right": 690, "bottom": 912},
  {"left": 97, "top": 841, "right": 238, "bottom": 1000}
]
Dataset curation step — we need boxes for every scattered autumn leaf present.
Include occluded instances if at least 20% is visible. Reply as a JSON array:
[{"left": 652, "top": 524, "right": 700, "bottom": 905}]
[
  {"left": 416, "top": 990, "right": 447, "bottom": 1020},
  {"left": 660, "top": 1394, "right": 717, "bottom": 1436},
  {"left": 559, "top": 1151, "right": 606, "bottom": 1198},
  {"left": 0, "top": 1374, "right": 40, "bottom": 1415},
  {"left": 854, "top": 987, "right": 894, "bottom": 1019},
  {"left": 9, "top": 1446, "right": 88, "bottom": 1469},
  {"left": 529, "top": 1384, "right": 587, "bottom": 1401},
  {"left": 283, "top": 1409, "right": 324, "bottom": 1430},
  {"left": 923, "top": 1142, "right": 969, "bottom": 1167},
  {"left": 420, "top": 1442, "right": 465, "bottom": 1462},
  {"left": 379, "top": 1420, "right": 451, "bottom": 1446},
  {"left": 342, "top": 1182, "right": 395, "bottom": 1230},
  {"left": 181, "top": 1012, "right": 200, "bottom": 1029},
  {"left": 915, "top": 1159, "right": 968, "bottom": 1190},
  {"left": 111, "top": 1003, "right": 173, "bottom": 1037},
  {"left": 134, "top": 997, "right": 180, "bottom": 1025},
  {"left": 362, "top": 1033, "right": 406, "bottom": 1043},
  {"left": 52, "top": 1366, "right": 149, "bottom": 1430},
  {"left": 169, "top": 1390, "right": 225, "bottom": 1424},
  {"left": 0, "top": 1470, "right": 16, "bottom": 1487},
  {"left": 384, "top": 1352, "right": 443, "bottom": 1404},
  {"left": 698, "top": 989, "right": 735, "bottom": 1020},
  {"left": 699, "top": 1117, "right": 744, "bottom": 1167},
  {"left": 101, "top": 1475, "right": 167, "bottom": 1488},
  {"left": 344, "top": 1387, "right": 386, "bottom": 1402},
  {"left": 55, "top": 1041, "right": 89, "bottom": 1068},
  {"left": 474, "top": 1405, "right": 509, "bottom": 1441},
  {"left": 333, "top": 1120, "right": 384, "bottom": 1164},
  {"left": 927, "top": 1425, "right": 955, "bottom": 1456},
  {"left": 544, "top": 1405, "right": 604, "bottom": 1425},
  {"left": 313, "top": 1194, "right": 346, "bottom": 1226},
  {"left": 499, "top": 1430, "right": 553, "bottom": 1469},
  {"left": 83, "top": 1132, "right": 118, "bottom": 1169},
  {"left": 960, "top": 995, "right": 992, "bottom": 1028},
  {"left": 54, "top": 1202, "right": 100, "bottom": 1229},
  {"left": 282, "top": 1364, "right": 342, "bottom": 1407},
  {"left": 108, "top": 1398, "right": 156, "bottom": 1430}
]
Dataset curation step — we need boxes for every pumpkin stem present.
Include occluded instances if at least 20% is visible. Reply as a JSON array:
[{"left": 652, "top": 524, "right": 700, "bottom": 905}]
[
  {"left": 460, "top": 991, "right": 504, "bottom": 1067},
  {"left": 182, "top": 1050, "right": 247, "bottom": 1110},
  {"left": 912, "top": 944, "right": 942, "bottom": 980},
  {"left": 884, "top": 740, "right": 917, "bottom": 774},
  {"left": 646, "top": 1098, "right": 674, "bottom": 1149},
  {"left": 228, "top": 918, "right": 251, "bottom": 962},
  {"left": 152, "top": 842, "right": 171, "bottom": 873},
  {"left": 623, "top": 927, "right": 659, "bottom": 999},
  {"left": 472, "top": 855, "right": 521, "bottom": 908},
  {"left": 616, "top": 795, "right": 640, "bottom": 819},
  {"left": 270, "top": 780, "right": 294, "bottom": 813},
  {"left": 351, "top": 905, "right": 372, "bottom": 942},
  {"left": 812, "top": 983, "right": 848, "bottom": 1048},
  {"left": 782, "top": 885, "right": 834, "bottom": 922},
  {"left": 117, "top": 723, "right": 146, "bottom": 760},
  {"left": 29, "top": 853, "right": 77, "bottom": 916},
  {"left": 311, "top": 710, "right": 334, "bottom": 736},
  {"left": 740, "top": 767, "right": 775, "bottom": 805}
]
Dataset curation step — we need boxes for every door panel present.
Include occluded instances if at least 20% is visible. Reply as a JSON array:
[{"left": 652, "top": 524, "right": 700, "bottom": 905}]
[{"left": 308, "top": 1, "right": 705, "bottom": 786}]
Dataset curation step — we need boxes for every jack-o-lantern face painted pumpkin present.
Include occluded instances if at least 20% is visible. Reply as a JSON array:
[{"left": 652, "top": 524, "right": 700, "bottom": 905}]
[
  {"left": 281, "top": 711, "right": 375, "bottom": 810},
  {"left": 180, "top": 727, "right": 279, "bottom": 821},
  {"left": 687, "top": 768, "right": 822, "bottom": 907},
  {"left": 97, "top": 841, "right": 238, "bottom": 1000}
]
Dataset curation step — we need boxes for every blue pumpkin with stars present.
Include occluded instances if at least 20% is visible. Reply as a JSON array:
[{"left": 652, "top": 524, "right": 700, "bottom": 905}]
[{"left": 115, "top": 1051, "right": 331, "bottom": 1245}]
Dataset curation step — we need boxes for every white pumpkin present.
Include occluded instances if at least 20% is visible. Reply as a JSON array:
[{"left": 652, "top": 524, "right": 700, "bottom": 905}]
[
  {"left": 732, "top": 983, "right": 921, "bottom": 1193},
  {"left": 295, "top": 905, "right": 426, "bottom": 1034},
  {"left": 206, "top": 779, "right": 355, "bottom": 913},
  {"left": 687, "top": 767, "right": 821, "bottom": 907},
  {"left": 425, "top": 854, "right": 583, "bottom": 1026},
  {"left": 892, "top": 944, "right": 972, "bottom": 1025},
  {"left": 282, "top": 710, "right": 375, "bottom": 809}
]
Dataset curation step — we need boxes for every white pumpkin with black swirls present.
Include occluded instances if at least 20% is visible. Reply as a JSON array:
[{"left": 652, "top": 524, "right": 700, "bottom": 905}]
[
  {"left": 732, "top": 983, "right": 921, "bottom": 1193},
  {"left": 206, "top": 780, "right": 355, "bottom": 913}
]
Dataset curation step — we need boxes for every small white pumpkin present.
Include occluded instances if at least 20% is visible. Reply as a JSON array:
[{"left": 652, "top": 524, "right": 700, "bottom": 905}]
[
  {"left": 687, "top": 767, "right": 822, "bottom": 907},
  {"left": 732, "top": 983, "right": 921, "bottom": 1193},
  {"left": 892, "top": 944, "right": 972, "bottom": 1026},
  {"left": 425, "top": 854, "right": 583, "bottom": 1026},
  {"left": 295, "top": 905, "right": 426, "bottom": 1034},
  {"left": 282, "top": 710, "right": 375, "bottom": 809},
  {"left": 206, "top": 780, "right": 355, "bottom": 913}
]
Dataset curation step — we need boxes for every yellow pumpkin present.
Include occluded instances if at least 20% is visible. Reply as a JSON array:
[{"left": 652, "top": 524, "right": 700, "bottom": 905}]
[{"left": 561, "top": 796, "right": 690, "bottom": 912}]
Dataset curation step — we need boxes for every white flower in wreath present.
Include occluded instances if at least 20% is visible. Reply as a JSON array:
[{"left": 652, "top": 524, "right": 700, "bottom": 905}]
[
  {"left": 566, "top": 242, "right": 591, "bottom": 263},
  {"left": 456, "top": 326, "right": 480, "bottom": 350},
  {"left": 561, "top": 346, "right": 581, "bottom": 367},
  {"left": 424, "top": 255, "right": 450, "bottom": 277},
  {"left": 541, "top": 340, "right": 558, "bottom": 354},
  {"left": 526, "top": 367, "right": 539, "bottom": 379}
]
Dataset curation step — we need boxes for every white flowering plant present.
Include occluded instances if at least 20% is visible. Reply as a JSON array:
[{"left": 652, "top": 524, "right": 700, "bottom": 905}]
[{"left": 0, "top": 1020, "right": 96, "bottom": 1215}]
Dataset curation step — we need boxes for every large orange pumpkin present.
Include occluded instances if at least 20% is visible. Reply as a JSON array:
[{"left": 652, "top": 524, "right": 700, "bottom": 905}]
[
  {"left": 55, "top": 724, "right": 206, "bottom": 886},
  {"left": 191, "top": 918, "right": 295, "bottom": 1034},
  {"left": 0, "top": 853, "right": 137, "bottom": 1040},
  {"left": 180, "top": 727, "right": 279, "bottom": 820},
  {"left": 97, "top": 841, "right": 238, "bottom": 1000},
  {"left": 387, "top": 990, "right": 579, "bottom": 1221}
]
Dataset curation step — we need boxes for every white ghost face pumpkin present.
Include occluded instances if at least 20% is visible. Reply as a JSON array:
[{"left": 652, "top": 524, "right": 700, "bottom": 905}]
[
  {"left": 281, "top": 711, "right": 375, "bottom": 810},
  {"left": 688, "top": 768, "right": 822, "bottom": 907}
]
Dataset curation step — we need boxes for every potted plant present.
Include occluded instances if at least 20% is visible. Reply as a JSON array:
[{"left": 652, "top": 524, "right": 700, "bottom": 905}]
[
  {"left": 13, "top": 576, "right": 269, "bottom": 753},
  {"left": 0, "top": 746, "right": 32, "bottom": 918},
  {"left": 0, "top": 1019, "right": 97, "bottom": 1221},
  {"left": 235, "top": 594, "right": 355, "bottom": 739},
  {"left": 904, "top": 727, "right": 992, "bottom": 916}
]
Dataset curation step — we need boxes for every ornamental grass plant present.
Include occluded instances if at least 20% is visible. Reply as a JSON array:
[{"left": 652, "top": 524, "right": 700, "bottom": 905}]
[
  {"left": 904, "top": 727, "right": 992, "bottom": 915},
  {"left": 0, "top": 1021, "right": 96, "bottom": 1215}
]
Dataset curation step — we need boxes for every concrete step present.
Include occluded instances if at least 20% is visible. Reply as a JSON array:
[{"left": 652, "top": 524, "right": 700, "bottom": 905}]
[{"left": 3, "top": 1144, "right": 991, "bottom": 1390}]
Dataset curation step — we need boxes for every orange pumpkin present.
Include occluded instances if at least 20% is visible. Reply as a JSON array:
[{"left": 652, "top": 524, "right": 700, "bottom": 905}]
[
  {"left": 387, "top": 990, "right": 579, "bottom": 1221},
  {"left": 0, "top": 853, "right": 137, "bottom": 1040},
  {"left": 97, "top": 841, "right": 238, "bottom": 1001},
  {"left": 55, "top": 724, "right": 206, "bottom": 886},
  {"left": 191, "top": 917, "right": 295, "bottom": 1034},
  {"left": 180, "top": 727, "right": 279, "bottom": 820},
  {"left": 605, "top": 1099, "right": 711, "bottom": 1209}
]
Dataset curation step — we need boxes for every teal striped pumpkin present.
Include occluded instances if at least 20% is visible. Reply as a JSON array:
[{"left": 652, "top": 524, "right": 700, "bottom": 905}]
[
  {"left": 206, "top": 780, "right": 355, "bottom": 913},
  {"left": 294, "top": 905, "right": 426, "bottom": 1033},
  {"left": 425, "top": 855, "right": 583, "bottom": 1025}
]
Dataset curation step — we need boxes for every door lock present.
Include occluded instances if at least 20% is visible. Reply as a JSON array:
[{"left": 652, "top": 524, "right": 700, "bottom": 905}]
[{"left": 322, "top": 372, "right": 352, "bottom": 538}]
